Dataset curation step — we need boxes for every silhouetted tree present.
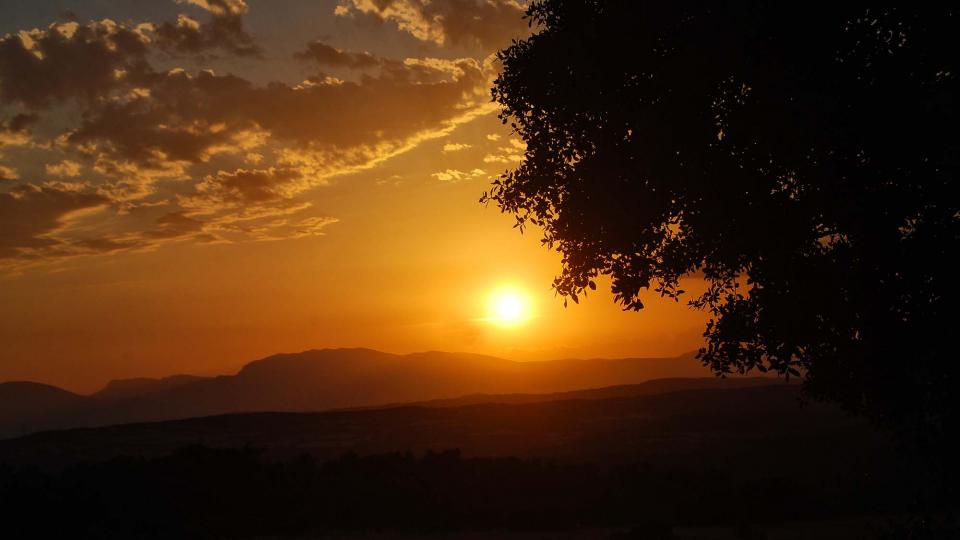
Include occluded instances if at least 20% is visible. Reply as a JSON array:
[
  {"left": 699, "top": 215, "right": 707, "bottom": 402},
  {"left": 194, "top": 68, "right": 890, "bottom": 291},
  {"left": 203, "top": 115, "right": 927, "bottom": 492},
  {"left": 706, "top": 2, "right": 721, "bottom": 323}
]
[{"left": 485, "top": 2, "right": 958, "bottom": 472}]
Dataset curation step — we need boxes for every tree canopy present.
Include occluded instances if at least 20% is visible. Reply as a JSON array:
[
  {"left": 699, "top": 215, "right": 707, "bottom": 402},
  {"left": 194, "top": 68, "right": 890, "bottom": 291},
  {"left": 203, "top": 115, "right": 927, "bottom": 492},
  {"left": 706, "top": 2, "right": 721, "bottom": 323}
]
[{"left": 486, "top": 2, "right": 958, "bottom": 461}]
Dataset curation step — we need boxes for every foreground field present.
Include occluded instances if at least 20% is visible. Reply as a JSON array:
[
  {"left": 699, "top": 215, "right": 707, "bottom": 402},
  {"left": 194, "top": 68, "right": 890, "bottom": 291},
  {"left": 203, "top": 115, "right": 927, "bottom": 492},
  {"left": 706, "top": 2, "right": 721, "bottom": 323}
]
[{"left": 2, "top": 382, "right": 939, "bottom": 538}]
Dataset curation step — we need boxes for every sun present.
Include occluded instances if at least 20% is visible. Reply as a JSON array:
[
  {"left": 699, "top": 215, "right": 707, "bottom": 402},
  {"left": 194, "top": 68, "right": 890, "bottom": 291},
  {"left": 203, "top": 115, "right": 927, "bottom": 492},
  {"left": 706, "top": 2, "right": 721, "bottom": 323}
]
[{"left": 486, "top": 286, "right": 533, "bottom": 327}]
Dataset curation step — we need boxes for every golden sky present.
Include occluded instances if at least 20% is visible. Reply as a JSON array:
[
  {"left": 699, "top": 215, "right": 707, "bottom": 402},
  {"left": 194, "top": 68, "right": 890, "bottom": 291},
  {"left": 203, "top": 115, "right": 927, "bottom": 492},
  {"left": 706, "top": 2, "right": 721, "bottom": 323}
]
[{"left": 0, "top": 0, "right": 707, "bottom": 392}]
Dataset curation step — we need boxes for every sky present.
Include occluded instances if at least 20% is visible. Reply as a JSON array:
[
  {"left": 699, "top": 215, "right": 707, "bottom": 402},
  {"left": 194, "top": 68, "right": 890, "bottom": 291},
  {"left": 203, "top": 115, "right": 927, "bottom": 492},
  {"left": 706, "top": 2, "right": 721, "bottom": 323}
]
[{"left": 0, "top": 0, "right": 708, "bottom": 393}]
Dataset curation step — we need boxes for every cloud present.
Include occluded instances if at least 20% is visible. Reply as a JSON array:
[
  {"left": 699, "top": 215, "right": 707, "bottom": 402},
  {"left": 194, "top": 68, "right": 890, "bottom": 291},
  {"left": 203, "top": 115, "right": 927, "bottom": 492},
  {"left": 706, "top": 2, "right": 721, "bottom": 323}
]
[
  {"left": 295, "top": 41, "right": 381, "bottom": 69},
  {"left": 64, "top": 69, "right": 261, "bottom": 167},
  {"left": 335, "top": 0, "right": 530, "bottom": 51},
  {"left": 483, "top": 137, "right": 524, "bottom": 163},
  {"left": 0, "top": 130, "right": 31, "bottom": 147},
  {"left": 431, "top": 168, "right": 486, "bottom": 182},
  {"left": 45, "top": 160, "right": 82, "bottom": 177},
  {"left": 146, "top": 211, "right": 205, "bottom": 239},
  {"left": 90, "top": 156, "right": 190, "bottom": 202},
  {"left": 228, "top": 214, "right": 339, "bottom": 242},
  {"left": 67, "top": 55, "right": 490, "bottom": 170},
  {"left": 289, "top": 215, "right": 339, "bottom": 237},
  {"left": 0, "top": 183, "right": 108, "bottom": 259},
  {"left": 156, "top": 0, "right": 260, "bottom": 57},
  {"left": 0, "top": 164, "right": 18, "bottom": 180},
  {"left": 255, "top": 58, "right": 489, "bottom": 147},
  {"left": 178, "top": 0, "right": 249, "bottom": 16},
  {"left": 0, "top": 7, "right": 260, "bottom": 112},
  {"left": 1, "top": 113, "right": 39, "bottom": 133},
  {"left": 0, "top": 20, "right": 151, "bottom": 108},
  {"left": 0, "top": 7, "right": 500, "bottom": 267},
  {"left": 190, "top": 166, "right": 306, "bottom": 207},
  {"left": 442, "top": 142, "right": 471, "bottom": 152}
]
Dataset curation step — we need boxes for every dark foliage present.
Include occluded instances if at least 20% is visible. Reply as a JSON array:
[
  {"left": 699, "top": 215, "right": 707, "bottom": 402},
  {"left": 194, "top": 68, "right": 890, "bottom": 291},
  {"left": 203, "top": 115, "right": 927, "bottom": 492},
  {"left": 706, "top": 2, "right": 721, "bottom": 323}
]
[
  {"left": 0, "top": 445, "right": 927, "bottom": 539},
  {"left": 485, "top": 2, "right": 958, "bottom": 474}
]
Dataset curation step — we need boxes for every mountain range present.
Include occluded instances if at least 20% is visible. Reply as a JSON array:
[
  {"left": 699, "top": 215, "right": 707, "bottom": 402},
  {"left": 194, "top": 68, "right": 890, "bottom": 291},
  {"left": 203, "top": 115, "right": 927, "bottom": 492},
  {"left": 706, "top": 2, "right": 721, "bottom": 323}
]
[{"left": 0, "top": 348, "right": 738, "bottom": 438}]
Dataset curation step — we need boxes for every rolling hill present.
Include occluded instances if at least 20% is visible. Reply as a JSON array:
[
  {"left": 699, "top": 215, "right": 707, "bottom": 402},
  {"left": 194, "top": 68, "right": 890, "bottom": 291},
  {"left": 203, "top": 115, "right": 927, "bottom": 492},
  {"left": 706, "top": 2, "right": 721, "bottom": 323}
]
[
  {"left": 0, "top": 383, "right": 914, "bottom": 539},
  {"left": 0, "top": 384, "right": 867, "bottom": 472}
]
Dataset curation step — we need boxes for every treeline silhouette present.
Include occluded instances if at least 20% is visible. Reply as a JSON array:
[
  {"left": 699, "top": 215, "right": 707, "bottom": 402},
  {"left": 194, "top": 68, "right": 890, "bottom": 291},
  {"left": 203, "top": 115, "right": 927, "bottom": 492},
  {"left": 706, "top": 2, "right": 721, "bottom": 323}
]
[{"left": 0, "top": 445, "right": 936, "bottom": 539}]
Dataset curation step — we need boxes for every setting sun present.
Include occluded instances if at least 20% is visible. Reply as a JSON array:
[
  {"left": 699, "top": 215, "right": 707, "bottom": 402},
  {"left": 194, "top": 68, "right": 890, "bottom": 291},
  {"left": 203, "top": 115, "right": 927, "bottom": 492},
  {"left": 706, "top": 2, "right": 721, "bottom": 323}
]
[{"left": 487, "top": 287, "right": 534, "bottom": 327}]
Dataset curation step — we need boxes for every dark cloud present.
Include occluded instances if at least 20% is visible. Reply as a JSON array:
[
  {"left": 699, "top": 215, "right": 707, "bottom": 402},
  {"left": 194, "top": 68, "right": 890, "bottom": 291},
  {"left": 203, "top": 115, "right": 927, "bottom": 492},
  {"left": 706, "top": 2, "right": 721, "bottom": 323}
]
[
  {"left": 424, "top": 0, "right": 530, "bottom": 50},
  {"left": 0, "top": 183, "right": 108, "bottom": 258},
  {"left": 251, "top": 58, "right": 488, "bottom": 147},
  {"left": 1, "top": 113, "right": 37, "bottom": 157},
  {"left": 155, "top": 0, "right": 261, "bottom": 58},
  {"left": 295, "top": 41, "right": 380, "bottom": 69},
  {"left": 0, "top": 4, "right": 261, "bottom": 111},
  {"left": 1, "top": 113, "right": 39, "bottom": 133},
  {"left": 67, "top": 69, "right": 255, "bottom": 166},
  {"left": 0, "top": 21, "right": 151, "bottom": 108},
  {"left": 193, "top": 167, "right": 303, "bottom": 206},
  {"left": 68, "top": 57, "right": 487, "bottom": 166},
  {"left": 337, "top": 0, "right": 530, "bottom": 51}
]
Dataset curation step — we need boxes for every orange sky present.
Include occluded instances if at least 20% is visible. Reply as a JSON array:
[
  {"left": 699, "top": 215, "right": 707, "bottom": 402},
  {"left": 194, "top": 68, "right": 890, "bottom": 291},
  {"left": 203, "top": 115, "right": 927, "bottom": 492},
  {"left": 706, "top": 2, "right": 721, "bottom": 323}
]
[{"left": 0, "top": 0, "right": 708, "bottom": 392}]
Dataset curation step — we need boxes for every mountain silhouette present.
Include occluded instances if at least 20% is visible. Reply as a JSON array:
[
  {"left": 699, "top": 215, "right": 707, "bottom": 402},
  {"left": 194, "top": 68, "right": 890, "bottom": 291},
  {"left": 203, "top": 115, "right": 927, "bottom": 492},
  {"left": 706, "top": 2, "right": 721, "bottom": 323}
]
[
  {"left": 0, "top": 348, "right": 731, "bottom": 438},
  {"left": 92, "top": 374, "right": 210, "bottom": 401},
  {"left": 0, "top": 382, "right": 93, "bottom": 437}
]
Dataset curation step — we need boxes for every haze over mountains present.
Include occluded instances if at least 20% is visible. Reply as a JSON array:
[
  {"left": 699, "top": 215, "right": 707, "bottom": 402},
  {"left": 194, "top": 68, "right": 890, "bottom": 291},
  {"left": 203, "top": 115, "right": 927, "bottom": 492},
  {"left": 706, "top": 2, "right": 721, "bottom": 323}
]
[{"left": 0, "top": 348, "right": 735, "bottom": 438}]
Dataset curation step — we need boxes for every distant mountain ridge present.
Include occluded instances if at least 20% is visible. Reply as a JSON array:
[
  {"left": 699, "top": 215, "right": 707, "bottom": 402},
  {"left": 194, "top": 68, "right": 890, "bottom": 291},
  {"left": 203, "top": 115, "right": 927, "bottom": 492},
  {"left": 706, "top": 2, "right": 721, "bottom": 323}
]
[
  {"left": 0, "top": 382, "right": 92, "bottom": 437},
  {"left": 92, "top": 375, "right": 210, "bottom": 401},
  {"left": 0, "top": 348, "right": 755, "bottom": 439}
]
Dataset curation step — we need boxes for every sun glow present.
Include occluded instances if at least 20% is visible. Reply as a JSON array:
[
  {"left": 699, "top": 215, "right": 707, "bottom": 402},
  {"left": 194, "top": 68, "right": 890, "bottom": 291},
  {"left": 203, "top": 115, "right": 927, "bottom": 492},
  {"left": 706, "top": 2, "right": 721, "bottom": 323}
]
[{"left": 486, "top": 286, "right": 534, "bottom": 327}]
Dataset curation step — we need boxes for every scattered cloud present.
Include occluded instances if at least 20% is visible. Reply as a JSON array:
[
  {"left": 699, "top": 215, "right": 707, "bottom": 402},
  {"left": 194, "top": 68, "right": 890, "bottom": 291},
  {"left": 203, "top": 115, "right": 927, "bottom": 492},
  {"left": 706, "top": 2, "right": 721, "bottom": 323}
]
[
  {"left": 0, "top": 183, "right": 109, "bottom": 259},
  {"left": 64, "top": 56, "right": 489, "bottom": 170},
  {"left": 190, "top": 166, "right": 306, "bottom": 207},
  {"left": 238, "top": 215, "right": 340, "bottom": 242},
  {"left": 1, "top": 113, "right": 39, "bottom": 133},
  {"left": 483, "top": 137, "right": 525, "bottom": 163},
  {"left": 335, "top": 0, "right": 530, "bottom": 51},
  {"left": 156, "top": 0, "right": 261, "bottom": 57},
  {"left": 442, "top": 142, "right": 471, "bottom": 152},
  {"left": 0, "top": 164, "right": 18, "bottom": 180},
  {"left": 178, "top": 0, "right": 249, "bottom": 16},
  {"left": 0, "top": 20, "right": 152, "bottom": 108},
  {"left": 0, "top": 129, "right": 32, "bottom": 148},
  {"left": 45, "top": 160, "right": 82, "bottom": 177},
  {"left": 0, "top": 2, "right": 502, "bottom": 268},
  {"left": 431, "top": 168, "right": 486, "bottom": 182},
  {"left": 146, "top": 211, "right": 205, "bottom": 239},
  {"left": 295, "top": 41, "right": 381, "bottom": 69},
  {"left": 0, "top": 114, "right": 31, "bottom": 164}
]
